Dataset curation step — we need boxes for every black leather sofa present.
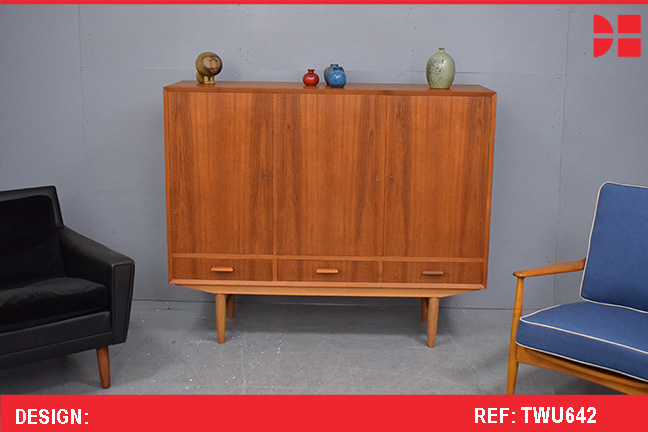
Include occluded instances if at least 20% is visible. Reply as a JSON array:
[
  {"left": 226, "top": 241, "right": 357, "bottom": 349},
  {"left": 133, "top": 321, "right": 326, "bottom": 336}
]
[{"left": 0, "top": 186, "right": 135, "bottom": 388}]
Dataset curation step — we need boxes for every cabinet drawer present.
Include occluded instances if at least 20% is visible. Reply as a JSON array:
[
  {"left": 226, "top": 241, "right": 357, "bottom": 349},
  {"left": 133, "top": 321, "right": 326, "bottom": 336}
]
[
  {"left": 172, "top": 257, "right": 273, "bottom": 281},
  {"left": 278, "top": 260, "right": 379, "bottom": 282},
  {"left": 382, "top": 261, "right": 484, "bottom": 284}
]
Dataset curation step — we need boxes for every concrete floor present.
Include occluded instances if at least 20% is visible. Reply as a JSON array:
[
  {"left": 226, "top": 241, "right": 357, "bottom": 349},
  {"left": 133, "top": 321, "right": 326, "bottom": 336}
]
[{"left": 0, "top": 299, "right": 619, "bottom": 395}]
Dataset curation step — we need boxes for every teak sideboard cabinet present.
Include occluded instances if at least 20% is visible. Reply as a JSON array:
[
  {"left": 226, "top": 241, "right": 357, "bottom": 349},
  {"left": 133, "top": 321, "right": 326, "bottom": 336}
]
[{"left": 164, "top": 81, "right": 496, "bottom": 347}]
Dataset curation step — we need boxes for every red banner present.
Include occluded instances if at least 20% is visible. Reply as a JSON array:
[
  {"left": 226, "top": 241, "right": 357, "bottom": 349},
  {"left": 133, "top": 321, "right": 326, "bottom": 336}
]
[{"left": 1, "top": 395, "right": 646, "bottom": 431}]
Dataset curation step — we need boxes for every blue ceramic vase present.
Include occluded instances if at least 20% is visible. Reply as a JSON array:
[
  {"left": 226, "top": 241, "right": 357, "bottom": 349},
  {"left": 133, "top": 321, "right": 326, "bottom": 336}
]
[
  {"left": 324, "top": 64, "right": 341, "bottom": 85},
  {"left": 328, "top": 66, "right": 346, "bottom": 88}
]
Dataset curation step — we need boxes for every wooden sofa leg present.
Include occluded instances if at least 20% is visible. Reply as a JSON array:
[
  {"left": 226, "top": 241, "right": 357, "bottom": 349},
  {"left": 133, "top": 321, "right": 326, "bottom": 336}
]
[{"left": 96, "top": 346, "right": 111, "bottom": 388}]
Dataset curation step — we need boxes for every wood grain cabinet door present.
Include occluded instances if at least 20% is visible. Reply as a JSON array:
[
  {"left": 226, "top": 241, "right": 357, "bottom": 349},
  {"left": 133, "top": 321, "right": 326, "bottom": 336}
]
[
  {"left": 383, "top": 95, "right": 494, "bottom": 259},
  {"left": 166, "top": 91, "right": 273, "bottom": 255},
  {"left": 275, "top": 93, "right": 386, "bottom": 256}
]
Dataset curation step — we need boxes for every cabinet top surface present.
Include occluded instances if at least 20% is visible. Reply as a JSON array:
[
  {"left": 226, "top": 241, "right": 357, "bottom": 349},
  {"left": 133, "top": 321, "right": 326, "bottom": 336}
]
[{"left": 164, "top": 81, "right": 495, "bottom": 97}]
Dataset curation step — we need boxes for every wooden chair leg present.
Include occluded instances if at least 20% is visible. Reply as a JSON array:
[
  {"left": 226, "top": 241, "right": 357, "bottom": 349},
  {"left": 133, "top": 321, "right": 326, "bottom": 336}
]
[
  {"left": 216, "top": 294, "right": 227, "bottom": 344},
  {"left": 507, "top": 355, "right": 519, "bottom": 395},
  {"left": 96, "top": 346, "right": 110, "bottom": 388},
  {"left": 507, "top": 276, "right": 525, "bottom": 394},
  {"left": 426, "top": 297, "right": 439, "bottom": 347}
]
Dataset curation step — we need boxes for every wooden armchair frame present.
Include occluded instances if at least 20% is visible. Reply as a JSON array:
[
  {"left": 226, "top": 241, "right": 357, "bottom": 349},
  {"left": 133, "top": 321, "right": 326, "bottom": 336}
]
[{"left": 507, "top": 258, "right": 648, "bottom": 395}]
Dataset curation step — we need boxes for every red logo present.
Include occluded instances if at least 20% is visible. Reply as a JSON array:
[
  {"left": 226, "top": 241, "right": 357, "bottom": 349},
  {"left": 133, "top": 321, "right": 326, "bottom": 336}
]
[{"left": 594, "top": 15, "right": 641, "bottom": 57}]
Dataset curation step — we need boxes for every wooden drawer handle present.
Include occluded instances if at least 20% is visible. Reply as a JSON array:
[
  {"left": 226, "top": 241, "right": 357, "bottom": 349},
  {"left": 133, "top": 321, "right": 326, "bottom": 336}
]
[
  {"left": 211, "top": 266, "right": 234, "bottom": 273},
  {"left": 316, "top": 268, "right": 339, "bottom": 275},
  {"left": 422, "top": 270, "right": 445, "bottom": 277}
]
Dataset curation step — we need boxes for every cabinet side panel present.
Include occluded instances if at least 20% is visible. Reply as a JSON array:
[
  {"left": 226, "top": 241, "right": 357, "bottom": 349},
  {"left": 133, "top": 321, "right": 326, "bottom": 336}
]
[
  {"left": 166, "top": 91, "right": 273, "bottom": 255},
  {"left": 164, "top": 89, "right": 174, "bottom": 280},
  {"left": 384, "top": 95, "right": 493, "bottom": 258}
]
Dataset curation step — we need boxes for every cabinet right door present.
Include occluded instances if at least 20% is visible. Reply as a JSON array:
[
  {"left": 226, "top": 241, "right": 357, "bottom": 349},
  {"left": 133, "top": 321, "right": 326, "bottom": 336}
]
[{"left": 383, "top": 94, "right": 494, "bottom": 260}]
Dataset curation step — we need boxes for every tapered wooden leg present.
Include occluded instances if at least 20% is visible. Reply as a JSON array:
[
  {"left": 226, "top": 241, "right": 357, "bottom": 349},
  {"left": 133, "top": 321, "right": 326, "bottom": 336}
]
[
  {"left": 226, "top": 294, "right": 236, "bottom": 319},
  {"left": 421, "top": 298, "right": 429, "bottom": 322},
  {"left": 507, "top": 354, "right": 519, "bottom": 395},
  {"left": 96, "top": 346, "right": 110, "bottom": 388},
  {"left": 216, "top": 294, "right": 227, "bottom": 344},
  {"left": 426, "top": 297, "right": 439, "bottom": 348},
  {"left": 507, "top": 277, "right": 525, "bottom": 394}
]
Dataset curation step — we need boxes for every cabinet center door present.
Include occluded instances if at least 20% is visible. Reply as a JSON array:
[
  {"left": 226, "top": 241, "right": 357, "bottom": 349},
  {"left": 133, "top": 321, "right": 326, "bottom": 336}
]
[
  {"left": 275, "top": 94, "right": 386, "bottom": 256},
  {"left": 166, "top": 91, "right": 273, "bottom": 254}
]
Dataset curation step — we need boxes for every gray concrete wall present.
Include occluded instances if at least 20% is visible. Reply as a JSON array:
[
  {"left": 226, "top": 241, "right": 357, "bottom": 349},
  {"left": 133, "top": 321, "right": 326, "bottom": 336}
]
[{"left": 1, "top": 5, "right": 647, "bottom": 309}]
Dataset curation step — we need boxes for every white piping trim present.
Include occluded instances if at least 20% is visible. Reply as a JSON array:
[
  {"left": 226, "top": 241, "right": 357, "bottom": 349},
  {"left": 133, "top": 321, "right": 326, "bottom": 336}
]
[
  {"left": 516, "top": 341, "right": 648, "bottom": 383},
  {"left": 519, "top": 316, "right": 648, "bottom": 356},
  {"left": 521, "top": 304, "right": 563, "bottom": 319},
  {"left": 582, "top": 298, "right": 648, "bottom": 315}
]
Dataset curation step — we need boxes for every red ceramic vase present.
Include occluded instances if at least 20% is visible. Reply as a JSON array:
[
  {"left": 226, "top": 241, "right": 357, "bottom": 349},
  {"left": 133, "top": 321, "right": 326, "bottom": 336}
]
[{"left": 302, "top": 69, "right": 319, "bottom": 86}]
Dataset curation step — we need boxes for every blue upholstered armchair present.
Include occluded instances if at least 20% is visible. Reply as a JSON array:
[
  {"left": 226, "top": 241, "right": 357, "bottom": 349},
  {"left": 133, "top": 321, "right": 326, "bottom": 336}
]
[
  {"left": 0, "top": 186, "right": 135, "bottom": 388},
  {"left": 508, "top": 182, "right": 648, "bottom": 394}
]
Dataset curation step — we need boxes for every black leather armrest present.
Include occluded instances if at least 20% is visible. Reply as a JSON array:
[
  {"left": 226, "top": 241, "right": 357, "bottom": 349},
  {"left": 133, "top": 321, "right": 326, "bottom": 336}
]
[{"left": 58, "top": 227, "right": 135, "bottom": 344}]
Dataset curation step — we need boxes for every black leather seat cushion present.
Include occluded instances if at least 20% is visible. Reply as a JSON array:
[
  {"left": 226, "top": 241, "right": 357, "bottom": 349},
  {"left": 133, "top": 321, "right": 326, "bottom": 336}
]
[{"left": 0, "top": 277, "right": 108, "bottom": 332}]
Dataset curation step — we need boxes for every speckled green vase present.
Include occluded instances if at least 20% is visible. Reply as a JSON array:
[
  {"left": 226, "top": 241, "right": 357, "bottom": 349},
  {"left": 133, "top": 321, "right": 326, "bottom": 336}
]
[{"left": 426, "top": 47, "right": 455, "bottom": 89}]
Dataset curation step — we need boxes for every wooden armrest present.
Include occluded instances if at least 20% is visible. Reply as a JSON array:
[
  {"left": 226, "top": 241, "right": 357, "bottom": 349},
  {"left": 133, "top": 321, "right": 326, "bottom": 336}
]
[
  {"left": 509, "top": 258, "right": 587, "bottom": 370},
  {"left": 513, "top": 258, "right": 585, "bottom": 278}
]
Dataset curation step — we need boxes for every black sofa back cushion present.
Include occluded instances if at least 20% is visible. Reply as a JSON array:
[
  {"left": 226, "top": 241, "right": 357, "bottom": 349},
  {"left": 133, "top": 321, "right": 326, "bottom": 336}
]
[{"left": 0, "top": 195, "right": 66, "bottom": 289}]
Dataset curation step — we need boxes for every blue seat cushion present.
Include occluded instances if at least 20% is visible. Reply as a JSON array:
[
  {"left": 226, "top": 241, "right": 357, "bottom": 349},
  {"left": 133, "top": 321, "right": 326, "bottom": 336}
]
[
  {"left": 516, "top": 301, "right": 648, "bottom": 382},
  {"left": 0, "top": 277, "right": 108, "bottom": 332}
]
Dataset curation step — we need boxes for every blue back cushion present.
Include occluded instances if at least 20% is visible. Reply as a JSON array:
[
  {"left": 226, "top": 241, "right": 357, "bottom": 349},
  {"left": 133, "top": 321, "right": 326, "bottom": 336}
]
[
  {"left": 0, "top": 195, "right": 66, "bottom": 289},
  {"left": 581, "top": 183, "right": 648, "bottom": 311}
]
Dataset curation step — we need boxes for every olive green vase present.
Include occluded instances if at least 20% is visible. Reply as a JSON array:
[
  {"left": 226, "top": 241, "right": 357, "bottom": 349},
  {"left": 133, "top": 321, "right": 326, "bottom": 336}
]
[{"left": 426, "top": 47, "right": 455, "bottom": 89}]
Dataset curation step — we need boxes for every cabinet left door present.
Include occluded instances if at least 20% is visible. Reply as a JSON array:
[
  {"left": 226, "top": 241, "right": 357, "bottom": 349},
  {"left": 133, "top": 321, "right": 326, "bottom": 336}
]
[{"left": 165, "top": 91, "right": 274, "bottom": 257}]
